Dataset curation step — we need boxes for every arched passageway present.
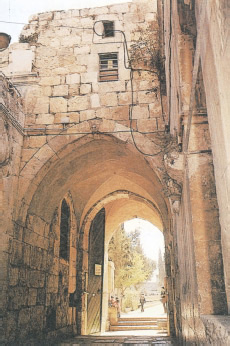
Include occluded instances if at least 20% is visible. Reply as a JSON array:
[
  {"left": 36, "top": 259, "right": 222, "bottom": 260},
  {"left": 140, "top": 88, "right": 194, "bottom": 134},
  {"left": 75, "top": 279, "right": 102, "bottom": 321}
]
[{"left": 16, "top": 132, "right": 174, "bottom": 338}]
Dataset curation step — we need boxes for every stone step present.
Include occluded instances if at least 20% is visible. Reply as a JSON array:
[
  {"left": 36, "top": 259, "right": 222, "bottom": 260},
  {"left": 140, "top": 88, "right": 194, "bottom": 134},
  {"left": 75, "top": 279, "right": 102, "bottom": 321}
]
[
  {"left": 110, "top": 324, "right": 164, "bottom": 331},
  {"left": 117, "top": 320, "right": 160, "bottom": 326},
  {"left": 120, "top": 317, "right": 167, "bottom": 321},
  {"left": 58, "top": 335, "right": 175, "bottom": 345}
]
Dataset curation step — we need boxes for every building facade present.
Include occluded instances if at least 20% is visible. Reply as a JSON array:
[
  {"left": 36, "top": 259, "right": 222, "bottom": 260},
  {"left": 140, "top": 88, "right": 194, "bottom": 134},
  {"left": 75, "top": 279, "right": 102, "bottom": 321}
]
[{"left": 0, "top": 0, "right": 229, "bottom": 344}]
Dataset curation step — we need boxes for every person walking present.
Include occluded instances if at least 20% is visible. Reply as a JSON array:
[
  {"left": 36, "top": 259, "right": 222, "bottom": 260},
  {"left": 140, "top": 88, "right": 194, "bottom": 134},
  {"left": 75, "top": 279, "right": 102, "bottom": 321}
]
[
  {"left": 115, "top": 297, "right": 121, "bottom": 318},
  {"left": 160, "top": 286, "right": 167, "bottom": 313},
  {"left": 140, "top": 293, "right": 146, "bottom": 312}
]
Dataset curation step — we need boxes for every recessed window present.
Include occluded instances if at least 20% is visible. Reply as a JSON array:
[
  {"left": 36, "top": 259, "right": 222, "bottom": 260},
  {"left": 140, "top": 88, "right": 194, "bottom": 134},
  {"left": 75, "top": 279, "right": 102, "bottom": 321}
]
[
  {"left": 103, "top": 21, "right": 114, "bottom": 37},
  {"left": 59, "top": 199, "right": 70, "bottom": 261},
  {"left": 99, "top": 53, "right": 118, "bottom": 82}
]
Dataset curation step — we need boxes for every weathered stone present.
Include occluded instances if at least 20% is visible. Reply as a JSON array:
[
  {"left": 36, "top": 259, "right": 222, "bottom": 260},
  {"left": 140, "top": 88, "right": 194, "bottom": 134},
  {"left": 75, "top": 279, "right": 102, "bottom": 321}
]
[
  {"left": 39, "top": 76, "right": 61, "bottom": 86},
  {"left": 68, "top": 96, "right": 89, "bottom": 111},
  {"left": 100, "top": 93, "right": 118, "bottom": 107},
  {"left": 80, "top": 83, "right": 91, "bottom": 94},
  {"left": 137, "top": 118, "right": 157, "bottom": 132},
  {"left": 53, "top": 85, "right": 69, "bottom": 97},
  {"left": 50, "top": 97, "right": 68, "bottom": 113},
  {"left": 32, "top": 97, "right": 50, "bottom": 114},
  {"left": 66, "top": 73, "right": 80, "bottom": 85},
  {"left": 132, "top": 105, "right": 149, "bottom": 119},
  {"left": 90, "top": 94, "right": 100, "bottom": 108},
  {"left": 35, "top": 113, "right": 54, "bottom": 125}
]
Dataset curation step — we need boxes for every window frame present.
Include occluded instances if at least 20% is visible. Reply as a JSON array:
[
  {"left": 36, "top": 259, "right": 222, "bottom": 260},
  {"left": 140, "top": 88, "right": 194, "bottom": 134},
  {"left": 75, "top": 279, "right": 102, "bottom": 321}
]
[
  {"left": 59, "top": 199, "right": 70, "bottom": 262},
  {"left": 102, "top": 21, "right": 115, "bottom": 38},
  {"left": 99, "top": 52, "right": 119, "bottom": 82}
]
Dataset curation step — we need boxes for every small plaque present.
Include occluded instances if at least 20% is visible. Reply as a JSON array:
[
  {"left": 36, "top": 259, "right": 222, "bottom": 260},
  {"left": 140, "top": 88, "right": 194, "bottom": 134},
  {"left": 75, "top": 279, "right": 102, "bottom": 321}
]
[{"left": 95, "top": 264, "right": 102, "bottom": 276}]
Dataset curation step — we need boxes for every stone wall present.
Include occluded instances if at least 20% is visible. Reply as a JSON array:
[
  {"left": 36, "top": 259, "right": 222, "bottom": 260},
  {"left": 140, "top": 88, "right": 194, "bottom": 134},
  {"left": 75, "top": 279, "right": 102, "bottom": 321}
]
[
  {"left": 0, "top": 73, "right": 25, "bottom": 343},
  {"left": 163, "top": 0, "right": 228, "bottom": 344},
  {"left": 0, "top": 1, "right": 168, "bottom": 343},
  {"left": 5, "top": 192, "right": 78, "bottom": 343}
]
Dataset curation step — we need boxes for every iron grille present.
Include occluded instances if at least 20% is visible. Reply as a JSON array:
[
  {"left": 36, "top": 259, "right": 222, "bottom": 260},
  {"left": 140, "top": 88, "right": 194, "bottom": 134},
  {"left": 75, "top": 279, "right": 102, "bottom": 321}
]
[{"left": 99, "top": 53, "right": 118, "bottom": 82}]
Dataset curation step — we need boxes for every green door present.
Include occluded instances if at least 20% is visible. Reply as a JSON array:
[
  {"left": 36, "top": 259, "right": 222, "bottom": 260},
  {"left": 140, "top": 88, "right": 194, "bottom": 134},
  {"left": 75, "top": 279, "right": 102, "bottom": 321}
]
[{"left": 87, "top": 208, "right": 105, "bottom": 334}]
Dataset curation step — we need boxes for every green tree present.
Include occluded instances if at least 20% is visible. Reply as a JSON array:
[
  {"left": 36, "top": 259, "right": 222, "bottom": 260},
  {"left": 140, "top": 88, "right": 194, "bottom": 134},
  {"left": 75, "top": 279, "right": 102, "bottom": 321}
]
[{"left": 108, "top": 225, "right": 156, "bottom": 295}]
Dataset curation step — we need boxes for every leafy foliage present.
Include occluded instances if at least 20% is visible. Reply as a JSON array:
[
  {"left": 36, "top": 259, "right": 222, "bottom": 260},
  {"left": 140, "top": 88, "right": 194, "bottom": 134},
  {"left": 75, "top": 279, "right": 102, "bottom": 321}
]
[
  {"left": 129, "top": 24, "right": 164, "bottom": 75},
  {"left": 108, "top": 225, "right": 156, "bottom": 295}
]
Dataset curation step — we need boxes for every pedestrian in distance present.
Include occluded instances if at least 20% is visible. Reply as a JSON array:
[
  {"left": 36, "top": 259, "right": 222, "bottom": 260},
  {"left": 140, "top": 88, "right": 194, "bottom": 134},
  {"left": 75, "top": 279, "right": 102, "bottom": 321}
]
[{"left": 140, "top": 293, "right": 146, "bottom": 312}]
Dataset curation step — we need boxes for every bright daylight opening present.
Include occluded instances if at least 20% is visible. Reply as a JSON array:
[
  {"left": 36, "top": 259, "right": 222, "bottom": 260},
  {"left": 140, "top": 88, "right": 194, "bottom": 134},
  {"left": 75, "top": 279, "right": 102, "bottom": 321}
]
[{"left": 105, "top": 218, "right": 168, "bottom": 336}]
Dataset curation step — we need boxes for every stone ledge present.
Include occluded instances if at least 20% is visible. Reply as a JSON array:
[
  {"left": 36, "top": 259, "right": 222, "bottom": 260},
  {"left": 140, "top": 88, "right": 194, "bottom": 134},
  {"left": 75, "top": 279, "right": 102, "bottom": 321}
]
[{"left": 201, "top": 315, "right": 230, "bottom": 345}]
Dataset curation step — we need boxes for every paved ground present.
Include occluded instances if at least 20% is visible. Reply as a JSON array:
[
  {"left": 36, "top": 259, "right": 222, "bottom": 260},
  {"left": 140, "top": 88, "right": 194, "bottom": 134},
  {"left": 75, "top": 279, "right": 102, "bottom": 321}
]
[
  {"left": 57, "top": 302, "right": 175, "bottom": 345},
  {"left": 120, "top": 301, "right": 167, "bottom": 319}
]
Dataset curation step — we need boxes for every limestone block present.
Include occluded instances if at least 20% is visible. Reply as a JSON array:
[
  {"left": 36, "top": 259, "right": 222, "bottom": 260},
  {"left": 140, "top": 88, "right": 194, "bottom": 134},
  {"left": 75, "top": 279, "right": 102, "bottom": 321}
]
[
  {"left": 98, "top": 81, "right": 126, "bottom": 93},
  {"left": 60, "top": 35, "right": 81, "bottom": 47},
  {"left": 8, "top": 267, "right": 19, "bottom": 286},
  {"left": 24, "top": 136, "right": 46, "bottom": 148},
  {"left": 30, "top": 306, "right": 45, "bottom": 331},
  {"left": 81, "top": 31, "right": 94, "bottom": 44},
  {"left": 68, "top": 96, "right": 89, "bottom": 111},
  {"left": 118, "top": 92, "right": 137, "bottom": 105},
  {"left": 8, "top": 287, "right": 28, "bottom": 310},
  {"left": 20, "top": 156, "right": 45, "bottom": 180},
  {"left": 74, "top": 45, "right": 91, "bottom": 55},
  {"left": 149, "top": 103, "right": 162, "bottom": 117},
  {"left": 66, "top": 73, "right": 80, "bottom": 85},
  {"left": 37, "top": 288, "right": 46, "bottom": 305},
  {"left": 49, "top": 38, "right": 61, "bottom": 48},
  {"left": 42, "top": 86, "right": 52, "bottom": 96},
  {"left": 21, "top": 148, "right": 36, "bottom": 163},
  {"left": 39, "top": 76, "right": 61, "bottom": 86},
  {"left": 89, "top": 6, "right": 109, "bottom": 15},
  {"left": 80, "top": 83, "right": 92, "bottom": 94},
  {"left": 80, "top": 8, "right": 89, "bottom": 17},
  {"left": 107, "top": 106, "right": 129, "bottom": 120},
  {"left": 28, "top": 288, "right": 37, "bottom": 306},
  {"left": 55, "top": 112, "right": 80, "bottom": 123},
  {"left": 29, "top": 270, "right": 45, "bottom": 288},
  {"left": 110, "top": 3, "right": 130, "bottom": 13},
  {"left": 71, "top": 9, "right": 80, "bottom": 17},
  {"left": 137, "top": 118, "right": 157, "bottom": 132},
  {"left": 47, "top": 274, "right": 58, "bottom": 293},
  {"left": 100, "top": 93, "right": 118, "bottom": 107},
  {"left": 55, "top": 27, "right": 71, "bottom": 37},
  {"left": 35, "top": 114, "right": 54, "bottom": 125},
  {"left": 69, "top": 84, "right": 80, "bottom": 96},
  {"left": 53, "top": 85, "right": 68, "bottom": 97},
  {"left": 29, "top": 96, "right": 49, "bottom": 114},
  {"left": 9, "top": 241, "right": 23, "bottom": 266},
  {"left": 80, "top": 110, "right": 96, "bottom": 122},
  {"left": 50, "top": 97, "right": 68, "bottom": 113},
  {"left": 98, "top": 119, "right": 116, "bottom": 133},
  {"left": 157, "top": 118, "right": 166, "bottom": 131},
  {"left": 138, "top": 90, "right": 157, "bottom": 104},
  {"left": 7, "top": 49, "right": 34, "bottom": 73},
  {"left": 90, "top": 94, "right": 100, "bottom": 108},
  {"left": 34, "top": 144, "right": 56, "bottom": 163},
  {"left": 145, "top": 13, "right": 157, "bottom": 21},
  {"left": 81, "top": 72, "right": 98, "bottom": 83},
  {"left": 18, "top": 308, "right": 31, "bottom": 326},
  {"left": 80, "top": 17, "right": 94, "bottom": 27},
  {"left": 132, "top": 105, "right": 149, "bottom": 119},
  {"left": 58, "top": 54, "right": 76, "bottom": 68},
  {"left": 39, "top": 12, "right": 53, "bottom": 21}
]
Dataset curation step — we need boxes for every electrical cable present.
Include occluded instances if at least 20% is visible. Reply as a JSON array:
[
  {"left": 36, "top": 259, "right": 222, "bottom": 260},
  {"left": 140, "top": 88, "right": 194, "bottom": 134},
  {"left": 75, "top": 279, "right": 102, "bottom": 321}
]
[
  {"left": 93, "top": 20, "right": 167, "bottom": 157},
  {"left": 2, "top": 18, "right": 168, "bottom": 156}
]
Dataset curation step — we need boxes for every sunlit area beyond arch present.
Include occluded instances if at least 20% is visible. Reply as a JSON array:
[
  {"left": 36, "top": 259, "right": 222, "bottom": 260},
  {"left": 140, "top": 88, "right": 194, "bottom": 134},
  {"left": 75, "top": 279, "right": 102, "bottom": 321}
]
[{"left": 124, "top": 218, "right": 165, "bottom": 263}]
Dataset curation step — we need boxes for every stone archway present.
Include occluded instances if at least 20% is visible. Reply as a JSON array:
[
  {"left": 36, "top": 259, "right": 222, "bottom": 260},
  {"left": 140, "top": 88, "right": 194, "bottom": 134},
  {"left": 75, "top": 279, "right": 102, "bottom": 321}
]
[
  {"left": 12, "top": 130, "right": 175, "bottom": 339},
  {"left": 77, "top": 190, "right": 166, "bottom": 334}
]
